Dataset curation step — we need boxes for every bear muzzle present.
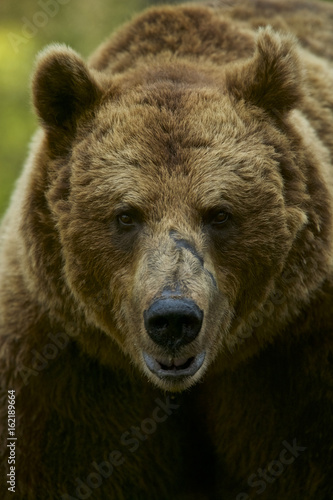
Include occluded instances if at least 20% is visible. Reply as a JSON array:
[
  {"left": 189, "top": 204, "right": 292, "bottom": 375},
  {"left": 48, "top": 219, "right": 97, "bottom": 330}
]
[{"left": 143, "top": 297, "right": 205, "bottom": 380}]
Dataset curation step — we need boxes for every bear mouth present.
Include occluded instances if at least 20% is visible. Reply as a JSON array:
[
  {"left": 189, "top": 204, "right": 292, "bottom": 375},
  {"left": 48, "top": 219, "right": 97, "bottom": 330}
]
[{"left": 143, "top": 351, "right": 206, "bottom": 379}]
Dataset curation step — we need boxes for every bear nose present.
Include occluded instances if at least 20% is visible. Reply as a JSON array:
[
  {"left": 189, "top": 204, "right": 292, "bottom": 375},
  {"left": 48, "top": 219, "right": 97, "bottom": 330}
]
[{"left": 144, "top": 298, "right": 203, "bottom": 350}]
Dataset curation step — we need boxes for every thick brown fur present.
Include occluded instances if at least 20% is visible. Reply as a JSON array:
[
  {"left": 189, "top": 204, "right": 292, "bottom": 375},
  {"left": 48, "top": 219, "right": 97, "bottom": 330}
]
[{"left": 1, "top": 1, "right": 333, "bottom": 499}]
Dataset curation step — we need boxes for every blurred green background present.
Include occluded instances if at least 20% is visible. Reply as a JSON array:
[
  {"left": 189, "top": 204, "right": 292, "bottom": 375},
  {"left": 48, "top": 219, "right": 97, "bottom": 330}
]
[{"left": 0, "top": 0, "right": 169, "bottom": 216}]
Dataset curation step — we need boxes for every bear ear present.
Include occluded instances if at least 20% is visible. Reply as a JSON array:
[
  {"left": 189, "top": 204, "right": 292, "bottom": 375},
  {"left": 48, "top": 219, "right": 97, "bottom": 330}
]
[
  {"left": 225, "top": 26, "right": 303, "bottom": 115},
  {"left": 32, "top": 44, "right": 102, "bottom": 132}
]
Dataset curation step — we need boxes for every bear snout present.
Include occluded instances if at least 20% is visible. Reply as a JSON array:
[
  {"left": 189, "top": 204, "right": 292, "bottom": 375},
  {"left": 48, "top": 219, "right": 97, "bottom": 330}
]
[{"left": 143, "top": 297, "right": 204, "bottom": 351}]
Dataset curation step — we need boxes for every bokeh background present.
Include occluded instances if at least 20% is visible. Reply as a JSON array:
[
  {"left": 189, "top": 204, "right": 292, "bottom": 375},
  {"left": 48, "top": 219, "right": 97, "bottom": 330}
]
[{"left": 0, "top": 0, "right": 173, "bottom": 216}]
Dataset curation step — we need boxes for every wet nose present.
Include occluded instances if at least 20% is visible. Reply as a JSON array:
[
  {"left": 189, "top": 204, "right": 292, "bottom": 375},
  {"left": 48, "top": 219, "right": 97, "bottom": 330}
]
[{"left": 144, "top": 298, "right": 203, "bottom": 350}]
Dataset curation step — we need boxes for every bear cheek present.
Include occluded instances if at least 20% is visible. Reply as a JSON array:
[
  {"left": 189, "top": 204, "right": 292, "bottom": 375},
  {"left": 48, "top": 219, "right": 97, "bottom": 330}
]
[{"left": 58, "top": 222, "right": 121, "bottom": 320}]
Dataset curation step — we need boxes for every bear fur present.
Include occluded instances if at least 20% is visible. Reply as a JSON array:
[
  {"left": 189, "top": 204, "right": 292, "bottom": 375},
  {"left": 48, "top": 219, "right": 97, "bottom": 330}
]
[{"left": 1, "top": 0, "right": 333, "bottom": 498}]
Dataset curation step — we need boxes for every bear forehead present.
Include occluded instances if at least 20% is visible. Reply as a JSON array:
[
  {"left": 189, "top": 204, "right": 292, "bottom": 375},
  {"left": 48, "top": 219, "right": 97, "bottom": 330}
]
[
  {"left": 70, "top": 85, "right": 282, "bottom": 217},
  {"left": 81, "top": 81, "right": 273, "bottom": 177}
]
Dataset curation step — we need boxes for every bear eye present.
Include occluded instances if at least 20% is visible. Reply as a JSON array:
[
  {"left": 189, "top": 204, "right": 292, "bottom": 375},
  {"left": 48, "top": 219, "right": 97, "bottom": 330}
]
[
  {"left": 118, "top": 214, "right": 134, "bottom": 225},
  {"left": 117, "top": 213, "right": 137, "bottom": 229},
  {"left": 116, "top": 207, "right": 143, "bottom": 233},
  {"left": 211, "top": 211, "right": 229, "bottom": 226}
]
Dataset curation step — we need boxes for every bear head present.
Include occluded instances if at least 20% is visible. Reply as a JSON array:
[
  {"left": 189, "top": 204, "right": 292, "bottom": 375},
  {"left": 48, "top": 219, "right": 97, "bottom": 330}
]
[{"left": 28, "top": 26, "right": 332, "bottom": 391}]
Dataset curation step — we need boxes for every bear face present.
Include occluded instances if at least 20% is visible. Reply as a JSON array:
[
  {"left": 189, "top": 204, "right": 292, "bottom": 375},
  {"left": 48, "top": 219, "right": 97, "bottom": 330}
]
[{"left": 29, "top": 27, "right": 331, "bottom": 392}]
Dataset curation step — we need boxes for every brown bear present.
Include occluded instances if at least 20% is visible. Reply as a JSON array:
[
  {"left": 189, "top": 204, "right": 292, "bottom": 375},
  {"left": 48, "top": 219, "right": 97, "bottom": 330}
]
[{"left": 1, "top": 0, "right": 333, "bottom": 498}]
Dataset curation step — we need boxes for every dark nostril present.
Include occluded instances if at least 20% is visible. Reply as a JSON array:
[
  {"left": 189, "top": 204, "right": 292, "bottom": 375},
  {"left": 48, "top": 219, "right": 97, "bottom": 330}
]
[
  {"left": 153, "top": 317, "right": 169, "bottom": 332},
  {"left": 144, "top": 298, "right": 203, "bottom": 350}
]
